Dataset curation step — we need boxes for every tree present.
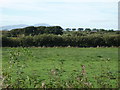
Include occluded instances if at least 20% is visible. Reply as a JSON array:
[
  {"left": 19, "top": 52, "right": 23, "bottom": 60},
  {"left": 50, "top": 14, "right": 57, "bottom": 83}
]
[
  {"left": 52, "top": 26, "right": 63, "bottom": 35},
  {"left": 21, "top": 36, "right": 34, "bottom": 47},
  {"left": 72, "top": 32, "right": 85, "bottom": 36},
  {"left": 72, "top": 28, "right": 76, "bottom": 31},
  {"left": 45, "top": 26, "right": 63, "bottom": 35},
  {"left": 78, "top": 28, "right": 84, "bottom": 31},
  {"left": 10, "top": 29, "right": 23, "bottom": 37},
  {"left": 116, "top": 31, "right": 120, "bottom": 34},
  {"left": 85, "top": 28, "right": 91, "bottom": 32},
  {"left": 65, "top": 28, "right": 71, "bottom": 31},
  {"left": 99, "top": 29, "right": 106, "bottom": 32},
  {"left": 23, "top": 26, "right": 37, "bottom": 36},
  {"left": 92, "top": 28, "right": 99, "bottom": 31},
  {"left": 108, "top": 29, "right": 114, "bottom": 32},
  {"left": 36, "top": 26, "right": 46, "bottom": 35},
  {"left": 2, "top": 31, "right": 11, "bottom": 37}
]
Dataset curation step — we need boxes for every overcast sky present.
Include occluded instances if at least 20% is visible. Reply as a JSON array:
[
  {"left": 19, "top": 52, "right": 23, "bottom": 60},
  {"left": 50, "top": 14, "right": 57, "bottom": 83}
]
[{"left": 0, "top": 0, "right": 118, "bottom": 29}]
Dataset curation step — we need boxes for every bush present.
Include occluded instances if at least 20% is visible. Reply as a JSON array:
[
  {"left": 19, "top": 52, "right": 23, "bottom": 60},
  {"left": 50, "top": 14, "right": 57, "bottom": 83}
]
[
  {"left": 2, "top": 34, "right": 120, "bottom": 47},
  {"left": 2, "top": 37, "right": 20, "bottom": 47},
  {"left": 20, "top": 36, "right": 34, "bottom": 47}
]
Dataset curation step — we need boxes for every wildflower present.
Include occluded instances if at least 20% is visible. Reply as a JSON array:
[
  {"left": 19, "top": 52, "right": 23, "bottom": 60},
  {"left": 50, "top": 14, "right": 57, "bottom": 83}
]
[
  {"left": 81, "top": 65, "right": 86, "bottom": 75},
  {"left": 51, "top": 69, "right": 57, "bottom": 75},
  {"left": 41, "top": 82, "right": 46, "bottom": 88},
  {"left": 84, "top": 82, "right": 92, "bottom": 87}
]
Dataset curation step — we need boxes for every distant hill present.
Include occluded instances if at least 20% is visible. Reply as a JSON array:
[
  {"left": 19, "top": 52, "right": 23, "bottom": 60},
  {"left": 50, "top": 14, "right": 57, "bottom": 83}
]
[
  {"left": 0, "top": 23, "right": 50, "bottom": 30},
  {"left": 0, "top": 24, "right": 29, "bottom": 31},
  {"left": 34, "top": 23, "right": 50, "bottom": 27}
]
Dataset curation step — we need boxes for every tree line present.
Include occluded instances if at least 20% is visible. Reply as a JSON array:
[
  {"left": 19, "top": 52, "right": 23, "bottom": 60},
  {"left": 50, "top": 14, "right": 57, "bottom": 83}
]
[
  {"left": 2, "top": 26, "right": 120, "bottom": 37},
  {"left": 1, "top": 26, "right": 120, "bottom": 47},
  {"left": 2, "top": 26, "right": 63, "bottom": 37}
]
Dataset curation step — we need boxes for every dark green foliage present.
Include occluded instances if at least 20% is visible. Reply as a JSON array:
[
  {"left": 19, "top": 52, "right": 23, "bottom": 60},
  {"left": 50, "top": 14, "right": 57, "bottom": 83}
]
[
  {"left": 8, "top": 26, "right": 63, "bottom": 36},
  {"left": 44, "top": 26, "right": 63, "bottom": 35},
  {"left": 99, "top": 29, "right": 106, "bottom": 32},
  {"left": 78, "top": 28, "right": 84, "bottom": 31},
  {"left": 116, "top": 31, "right": 120, "bottom": 34},
  {"left": 65, "top": 28, "right": 71, "bottom": 31},
  {"left": 1, "top": 31, "right": 11, "bottom": 37},
  {"left": 10, "top": 29, "right": 24, "bottom": 37},
  {"left": 23, "top": 26, "right": 37, "bottom": 36},
  {"left": 2, "top": 34, "right": 119, "bottom": 47},
  {"left": 103, "top": 35, "right": 119, "bottom": 47},
  {"left": 33, "top": 34, "right": 63, "bottom": 47},
  {"left": 71, "top": 31, "right": 86, "bottom": 36},
  {"left": 108, "top": 29, "right": 114, "bottom": 32},
  {"left": 2, "top": 37, "right": 20, "bottom": 47},
  {"left": 35, "top": 26, "right": 46, "bottom": 35},
  {"left": 1, "top": 26, "right": 120, "bottom": 47},
  {"left": 92, "top": 28, "right": 98, "bottom": 31},
  {"left": 9, "top": 26, "right": 37, "bottom": 36},
  {"left": 20, "top": 36, "right": 34, "bottom": 47},
  {"left": 72, "top": 28, "right": 76, "bottom": 31},
  {"left": 2, "top": 36, "right": 11, "bottom": 47},
  {"left": 85, "top": 28, "right": 91, "bottom": 32}
]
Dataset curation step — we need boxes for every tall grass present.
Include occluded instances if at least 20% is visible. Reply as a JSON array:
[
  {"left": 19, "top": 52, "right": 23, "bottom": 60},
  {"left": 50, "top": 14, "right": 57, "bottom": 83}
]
[{"left": 2, "top": 47, "right": 119, "bottom": 88}]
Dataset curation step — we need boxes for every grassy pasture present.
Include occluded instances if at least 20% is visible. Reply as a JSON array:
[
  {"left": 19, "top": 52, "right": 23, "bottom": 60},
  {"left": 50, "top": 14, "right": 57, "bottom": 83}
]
[{"left": 2, "top": 47, "right": 119, "bottom": 88}]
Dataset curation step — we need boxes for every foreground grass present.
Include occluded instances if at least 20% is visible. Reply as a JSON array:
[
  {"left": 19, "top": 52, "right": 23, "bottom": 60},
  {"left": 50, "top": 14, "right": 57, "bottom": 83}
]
[{"left": 2, "top": 47, "right": 119, "bottom": 88}]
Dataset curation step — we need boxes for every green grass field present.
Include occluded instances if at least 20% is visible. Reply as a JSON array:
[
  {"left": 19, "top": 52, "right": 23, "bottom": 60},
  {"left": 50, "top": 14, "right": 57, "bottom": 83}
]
[{"left": 2, "top": 47, "right": 119, "bottom": 88}]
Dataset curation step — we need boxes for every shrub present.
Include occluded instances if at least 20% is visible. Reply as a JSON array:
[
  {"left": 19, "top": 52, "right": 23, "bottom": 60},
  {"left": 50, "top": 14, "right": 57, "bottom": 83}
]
[{"left": 2, "top": 34, "right": 120, "bottom": 47}]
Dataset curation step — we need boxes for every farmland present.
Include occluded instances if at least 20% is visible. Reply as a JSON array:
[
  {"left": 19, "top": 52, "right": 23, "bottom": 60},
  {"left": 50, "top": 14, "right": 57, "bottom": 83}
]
[{"left": 2, "top": 47, "right": 119, "bottom": 88}]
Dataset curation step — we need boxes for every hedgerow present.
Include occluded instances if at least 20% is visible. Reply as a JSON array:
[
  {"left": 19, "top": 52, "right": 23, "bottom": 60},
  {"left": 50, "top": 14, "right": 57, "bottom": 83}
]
[{"left": 2, "top": 34, "right": 120, "bottom": 47}]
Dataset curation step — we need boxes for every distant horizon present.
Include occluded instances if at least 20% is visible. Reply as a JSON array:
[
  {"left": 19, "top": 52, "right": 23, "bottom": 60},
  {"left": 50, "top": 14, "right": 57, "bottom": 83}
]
[
  {"left": 0, "top": 23, "right": 118, "bottom": 30},
  {"left": 0, "top": 20, "right": 118, "bottom": 30}
]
